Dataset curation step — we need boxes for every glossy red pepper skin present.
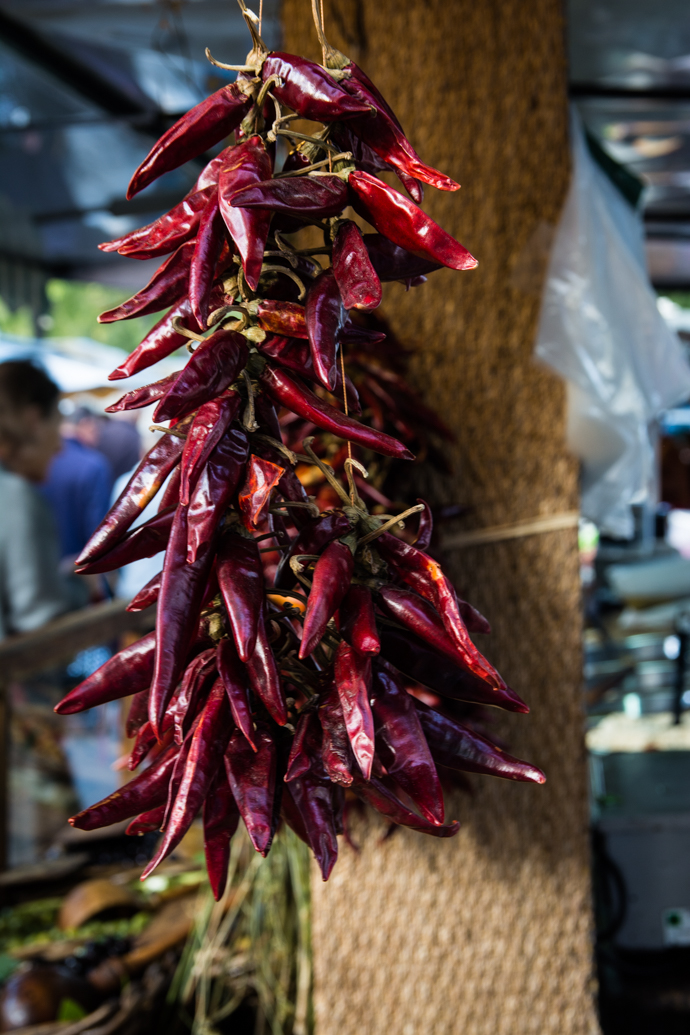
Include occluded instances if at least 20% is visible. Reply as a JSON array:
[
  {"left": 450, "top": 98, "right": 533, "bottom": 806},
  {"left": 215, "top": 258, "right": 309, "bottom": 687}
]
[
  {"left": 224, "top": 723, "right": 279, "bottom": 856},
  {"left": 218, "top": 136, "right": 272, "bottom": 291},
  {"left": 149, "top": 504, "right": 219, "bottom": 735},
  {"left": 217, "top": 637, "right": 257, "bottom": 751},
  {"left": 237, "top": 454, "right": 285, "bottom": 530},
  {"left": 372, "top": 663, "right": 444, "bottom": 824},
  {"left": 173, "top": 648, "right": 217, "bottom": 745},
  {"left": 126, "top": 688, "right": 150, "bottom": 738},
  {"left": 189, "top": 189, "right": 226, "bottom": 327},
  {"left": 217, "top": 532, "right": 264, "bottom": 662},
  {"left": 339, "top": 584, "right": 380, "bottom": 656},
  {"left": 376, "top": 533, "right": 503, "bottom": 687},
  {"left": 260, "top": 365, "right": 414, "bottom": 461},
  {"left": 70, "top": 744, "right": 178, "bottom": 830},
  {"left": 280, "top": 782, "right": 312, "bottom": 846},
  {"left": 180, "top": 393, "right": 241, "bottom": 505},
  {"left": 305, "top": 270, "right": 346, "bottom": 391},
  {"left": 187, "top": 426, "right": 249, "bottom": 563},
  {"left": 414, "top": 499, "right": 433, "bottom": 551},
  {"left": 318, "top": 684, "right": 355, "bottom": 786},
  {"left": 55, "top": 631, "right": 156, "bottom": 715},
  {"left": 246, "top": 610, "right": 287, "bottom": 726},
  {"left": 126, "top": 804, "right": 166, "bottom": 836},
  {"left": 106, "top": 373, "right": 178, "bottom": 414},
  {"left": 98, "top": 242, "right": 194, "bottom": 323},
  {"left": 458, "top": 600, "right": 491, "bottom": 635},
  {"left": 203, "top": 769, "right": 240, "bottom": 900},
  {"left": 100, "top": 187, "right": 215, "bottom": 259},
  {"left": 254, "top": 300, "right": 307, "bottom": 338},
  {"left": 158, "top": 465, "right": 182, "bottom": 512},
  {"left": 285, "top": 708, "right": 322, "bottom": 782},
  {"left": 230, "top": 173, "right": 348, "bottom": 219},
  {"left": 154, "top": 330, "right": 247, "bottom": 422},
  {"left": 333, "top": 640, "right": 375, "bottom": 780},
  {"left": 341, "top": 65, "right": 460, "bottom": 194},
  {"left": 349, "top": 172, "right": 476, "bottom": 272},
  {"left": 287, "top": 765, "right": 339, "bottom": 880},
  {"left": 377, "top": 626, "right": 528, "bottom": 712},
  {"left": 127, "top": 83, "right": 253, "bottom": 198},
  {"left": 415, "top": 699, "right": 545, "bottom": 784},
  {"left": 143, "top": 678, "right": 231, "bottom": 877},
  {"left": 108, "top": 299, "right": 204, "bottom": 381},
  {"left": 351, "top": 773, "right": 460, "bottom": 838},
  {"left": 77, "top": 429, "right": 185, "bottom": 565},
  {"left": 332, "top": 221, "right": 382, "bottom": 311},
  {"left": 340, "top": 320, "right": 387, "bottom": 346},
  {"left": 363, "top": 234, "right": 441, "bottom": 283},
  {"left": 126, "top": 572, "right": 162, "bottom": 613},
  {"left": 262, "top": 53, "right": 370, "bottom": 123},
  {"left": 259, "top": 335, "right": 361, "bottom": 413},
  {"left": 127, "top": 720, "right": 158, "bottom": 771},
  {"left": 75, "top": 507, "right": 174, "bottom": 575},
  {"left": 299, "top": 541, "right": 354, "bottom": 659},
  {"left": 274, "top": 511, "right": 351, "bottom": 590}
]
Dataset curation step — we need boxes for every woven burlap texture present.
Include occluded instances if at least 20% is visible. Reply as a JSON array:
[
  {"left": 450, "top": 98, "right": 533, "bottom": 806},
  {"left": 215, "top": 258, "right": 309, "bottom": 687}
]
[{"left": 283, "top": 1, "right": 599, "bottom": 1032}]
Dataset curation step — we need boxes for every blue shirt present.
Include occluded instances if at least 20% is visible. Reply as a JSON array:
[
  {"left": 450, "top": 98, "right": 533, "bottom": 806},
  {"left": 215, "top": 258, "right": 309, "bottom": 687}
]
[{"left": 40, "top": 437, "right": 113, "bottom": 559}]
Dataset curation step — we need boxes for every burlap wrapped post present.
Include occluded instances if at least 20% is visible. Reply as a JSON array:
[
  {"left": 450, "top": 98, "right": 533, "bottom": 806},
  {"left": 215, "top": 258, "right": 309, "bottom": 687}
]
[{"left": 283, "top": 2, "right": 598, "bottom": 1032}]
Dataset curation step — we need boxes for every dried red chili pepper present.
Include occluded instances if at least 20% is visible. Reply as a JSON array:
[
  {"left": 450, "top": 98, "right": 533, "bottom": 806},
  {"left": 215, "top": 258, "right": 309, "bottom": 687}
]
[
  {"left": 218, "top": 136, "right": 272, "bottom": 291},
  {"left": 251, "top": 299, "right": 308, "bottom": 339},
  {"left": 126, "top": 572, "right": 162, "bottom": 613},
  {"left": 305, "top": 269, "right": 346, "bottom": 391},
  {"left": 285, "top": 707, "right": 322, "bottom": 782},
  {"left": 75, "top": 507, "right": 174, "bottom": 575},
  {"left": 173, "top": 648, "right": 217, "bottom": 745},
  {"left": 106, "top": 373, "right": 178, "bottom": 414},
  {"left": 317, "top": 684, "right": 355, "bottom": 786},
  {"left": 143, "top": 678, "right": 231, "bottom": 876},
  {"left": 349, "top": 171, "right": 477, "bottom": 271},
  {"left": 332, "top": 220, "right": 382, "bottom": 311},
  {"left": 299, "top": 540, "right": 354, "bottom": 658},
  {"left": 363, "top": 234, "right": 442, "bottom": 283},
  {"left": 153, "top": 330, "right": 247, "bottom": 422},
  {"left": 55, "top": 631, "right": 156, "bottom": 715},
  {"left": 98, "top": 242, "right": 195, "bottom": 323},
  {"left": 187, "top": 426, "right": 249, "bottom": 562},
  {"left": 274, "top": 510, "right": 351, "bottom": 590},
  {"left": 77, "top": 429, "right": 186, "bottom": 565},
  {"left": 126, "top": 804, "right": 166, "bottom": 836},
  {"left": 70, "top": 744, "right": 179, "bottom": 831},
  {"left": 179, "top": 393, "right": 241, "bottom": 505},
  {"left": 108, "top": 299, "right": 203, "bottom": 381},
  {"left": 238, "top": 454, "right": 285, "bottom": 530},
  {"left": 224, "top": 722, "right": 278, "bottom": 857},
  {"left": 339, "top": 584, "right": 380, "bottom": 656},
  {"left": 413, "top": 499, "right": 433, "bottom": 550},
  {"left": 189, "top": 189, "right": 226, "bottom": 327},
  {"left": 372, "top": 662, "right": 444, "bottom": 824},
  {"left": 245, "top": 610, "right": 287, "bottom": 725},
  {"left": 230, "top": 173, "right": 349, "bottom": 219},
  {"left": 100, "top": 187, "right": 215, "bottom": 259},
  {"left": 377, "top": 626, "right": 528, "bottom": 712},
  {"left": 286, "top": 765, "right": 339, "bottom": 880},
  {"left": 414, "top": 699, "right": 545, "bottom": 784},
  {"left": 149, "top": 504, "right": 219, "bottom": 735},
  {"left": 259, "top": 335, "right": 361, "bottom": 413},
  {"left": 260, "top": 365, "right": 414, "bottom": 460},
  {"left": 217, "top": 531, "right": 264, "bottom": 662},
  {"left": 127, "top": 83, "right": 253, "bottom": 198},
  {"left": 217, "top": 636, "right": 257, "bottom": 750},
  {"left": 262, "top": 53, "right": 370, "bottom": 123},
  {"left": 333, "top": 640, "right": 375, "bottom": 780},
  {"left": 126, "top": 688, "right": 151, "bottom": 738},
  {"left": 351, "top": 773, "right": 459, "bottom": 838},
  {"left": 203, "top": 769, "right": 240, "bottom": 900}
]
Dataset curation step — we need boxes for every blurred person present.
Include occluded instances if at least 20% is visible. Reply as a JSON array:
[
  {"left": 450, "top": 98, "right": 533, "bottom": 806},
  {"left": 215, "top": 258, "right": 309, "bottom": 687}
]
[
  {"left": 71, "top": 407, "right": 141, "bottom": 485},
  {"left": 0, "top": 361, "right": 72, "bottom": 639},
  {"left": 40, "top": 414, "right": 112, "bottom": 565}
]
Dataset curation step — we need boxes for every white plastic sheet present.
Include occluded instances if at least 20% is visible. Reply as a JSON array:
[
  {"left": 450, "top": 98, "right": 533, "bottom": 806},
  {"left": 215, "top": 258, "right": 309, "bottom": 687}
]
[{"left": 535, "top": 109, "right": 690, "bottom": 538}]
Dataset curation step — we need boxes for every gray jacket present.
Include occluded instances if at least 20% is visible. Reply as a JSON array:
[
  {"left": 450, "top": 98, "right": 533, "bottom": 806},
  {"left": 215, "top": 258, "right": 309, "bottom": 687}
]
[{"left": 0, "top": 465, "right": 69, "bottom": 640}]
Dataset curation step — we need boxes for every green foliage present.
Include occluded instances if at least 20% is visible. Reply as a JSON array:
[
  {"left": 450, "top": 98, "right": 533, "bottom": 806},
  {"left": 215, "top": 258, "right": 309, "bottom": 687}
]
[
  {"left": 57, "top": 998, "right": 88, "bottom": 1022},
  {"left": 664, "top": 292, "right": 690, "bottom": 310},
  {"left": 0, "top": 280, "right": 158, "bottom": 353},
  {"left": 0, "top": 896, "right": 150, "bottom": 955}
]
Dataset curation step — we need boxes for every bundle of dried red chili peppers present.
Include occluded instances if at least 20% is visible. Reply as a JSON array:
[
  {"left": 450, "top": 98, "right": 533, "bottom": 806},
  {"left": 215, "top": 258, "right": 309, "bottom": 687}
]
[{"left": 56, "top": 0, "right": 543, "bottom": 896}]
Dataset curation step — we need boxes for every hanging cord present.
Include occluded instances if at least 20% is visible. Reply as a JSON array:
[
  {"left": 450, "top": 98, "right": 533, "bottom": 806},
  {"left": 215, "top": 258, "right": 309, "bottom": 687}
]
[{"left": 259, "top": 0, "right": 263, "bottom": 36}]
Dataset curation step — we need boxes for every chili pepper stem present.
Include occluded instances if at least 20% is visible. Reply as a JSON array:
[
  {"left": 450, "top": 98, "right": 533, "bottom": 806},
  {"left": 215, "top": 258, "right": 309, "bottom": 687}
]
[
  {"left": 358, "top": 504, "right": 425, "bottom": 546},
  {"left": 241, "top": 370, "right": 259, "bottom": 432},
  {"left": 302, "top": 438, "right": 351, "bottom": 507}
]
